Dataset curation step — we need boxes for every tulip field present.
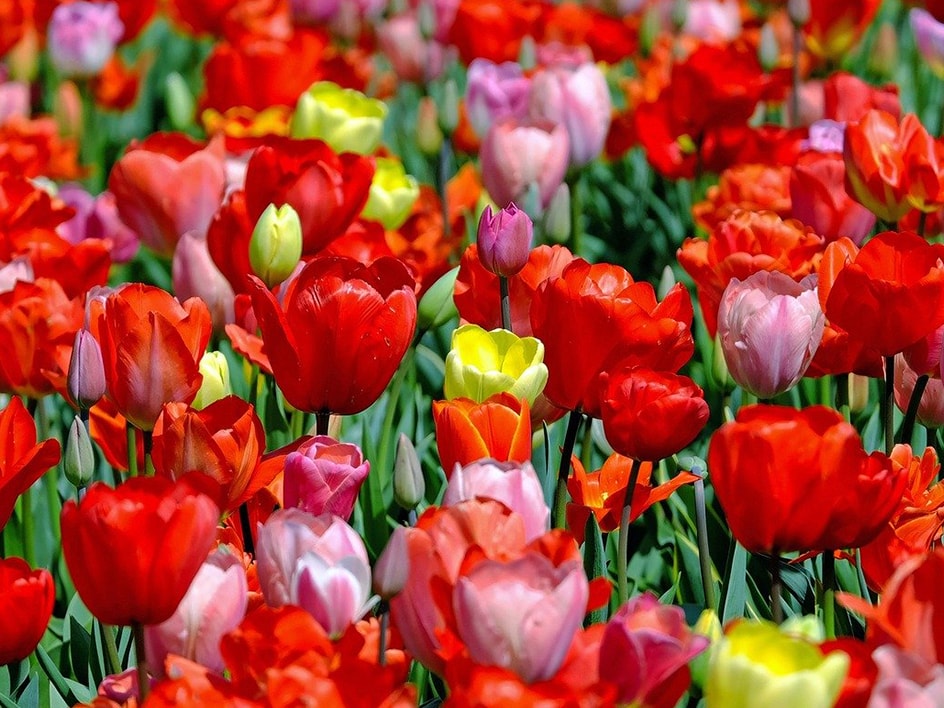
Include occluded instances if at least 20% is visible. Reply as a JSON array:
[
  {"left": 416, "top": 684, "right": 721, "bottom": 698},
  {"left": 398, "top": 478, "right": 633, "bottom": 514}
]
[{"left": 3, "top": 0, "right": 944, "bottom": 705}]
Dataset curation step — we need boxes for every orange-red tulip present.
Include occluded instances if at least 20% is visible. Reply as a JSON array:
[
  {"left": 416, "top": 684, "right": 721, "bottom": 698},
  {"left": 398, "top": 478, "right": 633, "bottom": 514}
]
[
  {"left": 0, "top": 558, "right": 54, "bottom": 665},
  {"left": 60, "top": 474, "right": 221, "bottom": 626},
  {"left": 805, "top": 0, "right": 882, "bottom": 61},
  {"left": 0, "top": 398, "right": 61, "bottom": 531}
]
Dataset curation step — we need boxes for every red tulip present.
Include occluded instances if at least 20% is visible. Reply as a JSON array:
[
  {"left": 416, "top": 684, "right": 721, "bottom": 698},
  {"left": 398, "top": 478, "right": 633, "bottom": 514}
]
[
  {"left": 60, "top": 474, "right": 221, "bottom": 626},
  {"left": 0, "top": 558, "right": 54, "bottom": 665},
  {"left": 709, "top": 405, "right": 907, "bottom": 553},
  {"left": 0, "top": 398, "right": 61, "bottom": 530},
  {"left": 805, "top": 0, "right": 882, "bottom": 61},
  {"left": 248, "top": 256, "right": 416, "bottom": 416},
  {"left": 789, "top": 151, "right": 876, "bottom": 245}
]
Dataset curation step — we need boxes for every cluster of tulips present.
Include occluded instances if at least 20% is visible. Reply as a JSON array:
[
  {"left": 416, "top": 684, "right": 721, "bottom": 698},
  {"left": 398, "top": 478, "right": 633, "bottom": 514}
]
[{"left": 2, "top": 0, "right": 944, "bottom": 705}]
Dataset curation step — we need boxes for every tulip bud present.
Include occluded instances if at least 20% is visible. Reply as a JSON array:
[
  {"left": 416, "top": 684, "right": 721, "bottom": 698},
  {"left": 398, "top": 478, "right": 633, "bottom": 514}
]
[
  {"left": 393, "top": 433, "right": 425, "bottom": 510},
  {"left": 373, "top": 525, "right": 409, "bottom": 599},
  {"left": 53, "top": 81, "right": 83, "bottom": 139},
  {"left": 476, "top": 204, "right": 533, "bottom": 278},
  {"left": 64, "top": 415, "right": 95, "bottom": 488},
  {"left": 439, "top": 78, "right": 459, "bottom": 134},
  {"left": 911, "top": 10, "right": 944, "bottom": 79},
  {"left": 416, "top": 96, "right": 443, "bottom": 156},
  {"left": 361, "top": 158, "right": 420, "bottom": 230},
  {"left": 165, "top": 72, "right": 195, "bottom": 132},
  {"left": 711, "top": 333, "right": 731, "bottom": 391},
  {"left": 671, "top": 0, "right": 688, "bottom": 32},
  {"left": 249, "top": 203, "right": 303, "bottom": 289},
  {"left": 417, "top": 266, "right": 458, "bottom": 331},
  {"left": 848, "top": 373, "right": 870, "bottom": 413},
  {"left": 640, "top": 4, "right": 660, "bottom": 57},
  {"left": 690, "top": 609, "right": 723, "bottom": 688},
  {"left": 657, "top": 265, "right": 677, "bottom": 301},
  {"left": 542, "top": 183, "right": 571, "bottom": 244},
  {"left": 759, "top": 23, "right": 780, "bottom": 72},
  {"left": 517, "top": 35, "right": 536, "bottom": 71},
  {"left": 417, "top": 0, "right": 436, "bottom": 39},
  {"left": 68, "top": 329, "right": 106, "bottom": 410},
  {"left": 788, "top": 0, "right": 810, "bottom": 26},
  {"left": 192, "top": 351, "right": 232, "bottom": 410}
]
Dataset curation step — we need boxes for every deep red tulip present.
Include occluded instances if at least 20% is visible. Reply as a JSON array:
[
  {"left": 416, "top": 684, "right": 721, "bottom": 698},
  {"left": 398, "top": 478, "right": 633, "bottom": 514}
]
[
  {"left": 0, "top": 558, "right": 54, "bottom": 665},
  {"left": 248, "top": 256, "right": 417, "bottom": 416},
  {"left": 0, "top": 398, "right": 61, "bottom": 531},
  {"left": 60, "top": 474, "right": 221, "bottom": 626}
]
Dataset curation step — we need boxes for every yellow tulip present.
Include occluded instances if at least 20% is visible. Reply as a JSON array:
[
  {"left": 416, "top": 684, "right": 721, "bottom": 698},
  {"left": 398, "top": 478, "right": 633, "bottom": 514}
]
[
  {"left": 444, "top": 324, "right": 548, "bottom": 406},
  {"left": 290, "top": 81, "right": 387, "bottom": 155},
  {"left": 361, "top": 157, "right": 419, "bottom": 230},
  {"left": 192, "top": 351, "right": 232, "bottom": 410}
]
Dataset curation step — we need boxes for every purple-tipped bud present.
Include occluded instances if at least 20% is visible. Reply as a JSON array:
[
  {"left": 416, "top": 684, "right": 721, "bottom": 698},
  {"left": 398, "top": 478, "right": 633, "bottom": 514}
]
[
  {"left": 67, "top": 329, "right": 106, "bottom": 409},
  {"left": 476, "top": 204, "right": 533, "bottom": 278}
]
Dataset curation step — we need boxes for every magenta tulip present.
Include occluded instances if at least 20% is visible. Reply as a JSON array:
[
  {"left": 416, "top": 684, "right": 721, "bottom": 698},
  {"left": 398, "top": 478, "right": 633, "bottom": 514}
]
[
  {"left": 465, "top": 59, "right": 531, "bottom": 140},
  {"left": 282, "top": 436, "right": 370, "bottom": 519},
  {"left": 476, "top": 204, "right": 533, "bottom": 278}
]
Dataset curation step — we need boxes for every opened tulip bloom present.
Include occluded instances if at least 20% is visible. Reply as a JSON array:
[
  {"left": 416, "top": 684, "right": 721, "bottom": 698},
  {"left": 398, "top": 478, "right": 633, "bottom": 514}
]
[
  {"left": 290, "top": 81, "right": 387, "bottom": 155},
  {"left": 0, "top": 558, "right": 54, "bottom": 665},
  {"left": 0, "top": 397, "right": 61, "bottom": 530},
  {"left": 283, "top": 436, "right": 370, "bottom": 519}
]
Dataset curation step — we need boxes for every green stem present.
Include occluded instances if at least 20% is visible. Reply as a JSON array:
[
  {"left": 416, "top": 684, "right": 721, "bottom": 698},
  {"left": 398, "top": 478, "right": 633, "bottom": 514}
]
[
  {"left": 568, "top": 173, "right": 582, "bottom": 256},
  {"left": 818, "top": 375, "right": 832, "bottom": 407},
  {"left": 499, "top": 276, "right": 512, "bottom": 333},
  {"left": 616, "top": 458, "right": 644, "bottom": 606},
  {"left": 898, "top": 373, "right": 929, "bottom": 445},
  {"left": 133, "top": 622, "right": 149, "bottom": 701},
  {"left": 35, "top": 399, "right": 61, "bottom": 539},
  {"left": 552, "top": 410, "right": 584, "bottom": 529},
  {"left": 21, "top": 486, "right": 35, "bottom": 568},
  {"left": 836, "top": 373, "right": 850, "bottom": 422},
  {"left": 883, "top": 355, "right": 895, "bottom": 456},
  {"left": 126, "top": 423, "right": 139, "bottom": 478},
  {"left": 919, "top": 210, "right": 928, "bottom": 238},
  {"left": 770, "top": 552, "right": 783, "bottom": 624},
  {"left": 99, "top": 622, "right": 122, "bottom": 677},
  {"left": 438, "top": 135, "right": 453, "bottom": 239},
  {"left": 580, "top": 417, "right": 594, "bottom": 471},
  {"left": 693, "top": 472, "right": 717, "bottom": 612},
  {"left": 822, "top": 551, "right": 836, "bottom": 640},
  {"left": 378, "top": 608, "right": 389, "bottom": 667}
]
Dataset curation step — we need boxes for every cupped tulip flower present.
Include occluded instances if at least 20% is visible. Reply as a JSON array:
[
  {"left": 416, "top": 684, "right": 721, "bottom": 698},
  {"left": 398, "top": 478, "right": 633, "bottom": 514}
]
[
  {"left": 717, "top": 271, "right": 825, "bottom": 399},
  {"left": 443, "top": 460, "right": 549, "bottom": 542},
  {"left": 454, "top": 553, "right": 588, "bottom": 683},
  {"left": 360, "top": 157, "right": 420, "bottom": 230},
  {"left": 599, "top": 593, "right": 709, "bottom": 708},
  {"left": 868, "top": 644, "right": 944, "bottom": 706},
  {"left": 789, "top": 151, "right": 876, "bottom": 245},
  {"left": 171, "top": 231, "right": 235, "bottom": 333},
  {"left": 92, "top": 284, "right": 212, "bottom": 431},
  {"left": 804, "top": 0, "right": 881, "bottom": 61},
  {"left": 895, "top": 355, "right": 944, "bottom": 429},
  {"left": 56, "top": 184, "right": 139, "bottom": 263},
  {"left": 476, "top": 203, "right": 533, "bottom": 278},
  {"left": 431, "top": 393, "right": 532, "bottom": 478},
  {"left": 708, "top": 405, "right": 907, "bottom": 554},
  {"left": 528, "top": 61, "right": 612, "bottom": 168},
  {"left": 247, "top": 256, "right": 416, "bottom": 416},
  {"left": 60, "top": 473, "right": 221, "bottom": 626},
  {"left": 0, "top": 558, "right": 55, "bottom": 666},
  {"left": 705, "top": 620, "right": 849, "bottom": 708},
  {"left": 444, "top": 324, "right": 548, "bottom": 406},
  {"left": 144, "top": 549, "right": 248, "bottom": 676},
  {"left": 283, "top": 436, "right": 370, "bottom": 519},
  {"left": 291, "top": 549, "right": 375, "bottom": 638},
  {"left": 376, "top": 14, "right": 447, "bottom": 84},
  {"left": 480, "top": 117, "right": 569, "bottom": 214},
  {"left": 255, "top": 509, "right": 369, "bottom": 608},
  {"left": 47, "top": 1, "right": 123, "bottom": 78},
  {"left": 290, "top": 81, "right": 387, "bottom": 155},
  {"left": 108, "top": 133, "right": 227, "bottom": 256},
  {"left": 600, "top": 367, "right": 709, "bottom": 462},
  {"left": 0, "top": 398, "right": 61, "bottom": 530},
  {"left": 912, "top": 8, "right": 944, "bottom": 79},
  {"left": 465, "top": 59, "right": 531, "bottom": 140}
]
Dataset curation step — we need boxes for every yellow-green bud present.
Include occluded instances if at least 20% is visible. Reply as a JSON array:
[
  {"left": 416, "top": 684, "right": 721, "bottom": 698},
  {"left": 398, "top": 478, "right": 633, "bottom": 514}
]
[
  {"left": 416, "top": 97, "right": 443, "bottom": 157},
  {"left": 394, "top": 433, "right": 425, "bottom": 510},
  {"left": 192, "top": 351, "right": 232, "bottom": 409},
  {"left": 249, "top": 203, "right": 303, "bottom": 289},
  {"left": 542, "top": 183, "right": 571, "bottom": 244},
  {"left": 361, "top": 158, "right": 420, "bottom": 230},
  {"left": 417, "top": 266, "right": 459, "bottom": 331},
  {"left": 64, "top": 415, "right": 95, "bottom": 488},
  {"left": 165, "top": 72, "right": 195, "bottom": 132}
]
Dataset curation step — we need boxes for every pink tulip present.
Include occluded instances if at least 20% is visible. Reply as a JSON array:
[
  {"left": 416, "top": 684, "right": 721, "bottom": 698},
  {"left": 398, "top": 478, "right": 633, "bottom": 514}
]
[
  {"left": 377, "top": 14, "right": 447, "bottom": 84},
  {"left": 598, "top": 593, "right": 709, "bottom": 707},
  {"left": 869, "top": 645, "right": 944, "bottom": 707},
  {"left": 144, "top": 549, "right": 248, "bottom": 676},
  {"left": 528, "top": 62, "right": 611, "bottom": 167},
  {"left": 442, "top": 459, "right": 549, "bottom": 542},
  {"left": 108, "top": 135, "right": 227, "bottom": 256},
  {"left": 480, "top": 118, "right": 569, "bottom": 213},
  {"left": 465, "top": 59, "right": 532, "bottom": 140},
  {"left": 282, "top": 435, "right": 370, "bottom": 519},
  {"left": 476, "top": 204, "right": 533, "bottom": 278},
  {"left": 57, "top": 184, "right": 140, "bottom": 263},
  {"left": 172, "top": 231, "right": 235, "bottom": 334},
  {"left": 290, "top": 0, "right": 342, "bottom": 24},
  {"left": 47, "top": 1, "right": 123, "bottom": 78},
  {"left": 895, "top": 355, "right": 944, "bottom": 429},
  {"left": 292, "top": 550, "right": 375, "bottom": 638},
  {"left": 903, "top": 324, "right": 944, "bottom": 378},
  {"left": 454, "top": 553, "right": 588, "bottom": 683},
  {"left": 718, "top": 271, "right": 825, "bottom": 399},
  {"left": 68, "top": 329, "right": 106, "bottom": 410},
  {"left": 255, "top": 509, "right": 369, "bottom": 607},
  {"left": 682, "top": 0, "right": 742, "bottom": 42},
  {"left": 0, "top": 79, "right": 29, "bottom": 124},
  {"left": 911, "top": 8, "right": 944, "bottom": 79},
  {"left": 789, "top": 151, "right": 876, "bottom": 245},
  {"left": 0, "top": 257, "right": 33, "bottom": 294},
  {"left": 373, "top": 525, "right": 409, "bottom": 600}
]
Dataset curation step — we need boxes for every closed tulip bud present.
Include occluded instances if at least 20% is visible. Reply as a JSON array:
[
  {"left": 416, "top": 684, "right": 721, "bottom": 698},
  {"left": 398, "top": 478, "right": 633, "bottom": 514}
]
[
  {"left": 373, "top": 525, "right": 409, "bottom": 599},
  {"left": 848, "top": 373, "right": 870, "bottom": 413},
  {"left": 640, "top": 5, "right": 661, "bottom": 56},
  {"left": 417, "top": 266, "right": 458, "bottom": 331},
  {"left": 671, "top": 0, "right": 688, "bottom": 31},
  {"left": 172, "top": 231, "right": 235, "bottom": 333},
  {"left": 394, "top": 433, "right": 425, "bottom": 510},
  {"left": 416, "top": 97, "right": 443, "bottom": 156},
  {"left": 165, "top": 72, "right": 195, "bottom": 132},
  {"left": 658, "top": 265, "right": 677, "bottom": 300},
  {"left": 249, "top": 203, "right": 303, "bottom": 289},
  {"left": 68, "top": 329, "right": 106, "bottom": 410},
  {"left": 64, "top": 415, "right": 95, "bottom": 488},
  {"left": 439, "top": 78, "right": 459, "bottom": 134},
  {"left": 691, "top": 609, "right": 724, "bottom": 687},
  {"left": 912, "top": 9, "right": 944, "bottom": 79},
  {"left": 788, "top": 0, "right": 810, "bottom": 26},
  {"left": 361, "top": 158, "right": 420, "bottom": 230},
  {"left": 192, "top": 351, "right": 231, "bottom": 410},
  {"left": 759, "top": 23, "right": 780, "bottom": 72},
  {"left": 476, "top": 204, "right": 533, "bottom": 278},
  {"left": 542, "top": 182, "right": 571, "bottom": 244},
  {"left": 290, "top": 81, "right": 387, "bottom": 156}
]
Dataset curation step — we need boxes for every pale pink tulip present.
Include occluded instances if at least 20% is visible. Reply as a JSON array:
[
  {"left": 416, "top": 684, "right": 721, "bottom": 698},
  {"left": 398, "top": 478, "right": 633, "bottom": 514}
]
[
  {"left": 683, "top": 0, "right": 742, "bottom": 42},
  {"left": 282, "top": 436, "right": 369, "bottom": 519},
  {"left": 0, "top": 79, "right": 29, "bottom": 124},
  {"left": 443, "top": 459, "right": 549, "bottom": 542},
  {"left": 292, "top": 550, "right": 375, "bottom": 637},
  {"left": 377, "top": 14, "right": 448, "bottom": 84},
  {"left": 47, "top": 1, "right": 123, "bottom": 78},
  {"left": 598, "top": 593, "right": 709, "bottom": 706},
  {"left": 911, "top": 8, "right": 944, "bottom": 79},
  {"left": 255, "top": 509, "right": 368, "bottom": 607},
  {"left": 895, "top": 355, "right": 944, "bottom": 429},
  {"left": 480, "top": 118, "right": 569, "bottom": 213},
  {"left": 57, "top": 184, "right": 140, "bottom": 263},
  {"left": 0, "top": 257, "right": 33, "bottom": 294},
  {"left": 869, "top": 645, "right": 944, "bottom": 707},
  {"left": 718, "top": 271, "right": 825, "bottom": 398},
  {"left": 172, "top": 231, "right": 235, "bottom": 334},
  {"left": 144, "top": 549, "right": 248, "bottom": 676},
  {"left": 465, "top": 59, "right": 532, "bottom": 140},
  {"left": 373, "top": 525, "right": 410, "bottom": 600},
  {"left": 454, "top": 553, "right": 588, "bottom": 683}
]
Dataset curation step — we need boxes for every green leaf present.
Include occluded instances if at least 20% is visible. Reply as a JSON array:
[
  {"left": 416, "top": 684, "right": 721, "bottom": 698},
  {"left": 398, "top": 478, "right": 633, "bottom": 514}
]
[
  {"left": 582, "top": 514, "right": 608, "bottom": 625},
  {"left": 720, "top": 541, "right": 748, "bottom": 623}
]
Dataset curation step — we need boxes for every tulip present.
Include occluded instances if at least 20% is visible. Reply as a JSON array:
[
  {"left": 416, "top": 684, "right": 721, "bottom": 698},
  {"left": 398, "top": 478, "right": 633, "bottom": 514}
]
[
  {"left": 171, "top": 232, "right": 235, "bottom": 333},
  {"left": 191, "top": 351, "right": 231, "bottom": 410},
  {"left": 823, "top": 72, "right": 901, "bottom": 123},
  {"left": 0, "top": 558, "right": 54, "bottom": 665},
  {"left": 283, "top": 436, "right": 369, "bottom": 519},
  {"left": 60, "top": 474, "right": 221, "bottom": 626},
  {"left": 0, "top": 398, "right": 61, "bottom": 530},
  {"left": 480, "top": 117, "right": 569, "bottom": 213},
  {"left": 705, "top": 620, "right": 849, "bottom": 708},
  {"left": 444, "top": 324, "right": 548, "bottom": 406},
  {"left": 443, "top": 460, "right": 549, "bottom": 542},
  {"left": 56, "top": 184, "right": 139, "bottom": 263},
  {"left": 717, "top": 271, "right": 825, "bottom": 399},
  {"left": 0, "top": 79, "right": 29, "bottom": 124},
  {"left": 895, "top": 355, "right": 944, "bottom": 429},
  {"left": 599, "top": 593, "right": 709, "bottom": 707},
  {"left": 373, "top": 525, "right": 409, "bottom": 600},
  {"left": 804, "top": 0, "right": 881, "bottom": 61},
  {"left": 789, "top": 151, "right": 876, "bottom": 245},
  {"left": 248, "top": 203, "right": 303, "bottom": 289},
  {"left": 68, "top": 328, "right": 106, "bottom": 410},
  {"left": 867, "top": 644, "right": 944, "bottom": 706},
  {"left": 465, "top": 59, "right": 531, "bottom": 140},
  {"left": 708, "top": 405, "right": 907, "bottom": 554},
  {"left": 63, "top": 415, "right": 95, "bottom": 488},
  {"left": 528, "top": 61, "right": 611, "bottom": 168},
  {"left": 377, "top": 14, "right": 447, "bottom": 84},
  {"left": 912, "top": 8, "right": 944, "bottom": 79},
  {"left": 393, "top": 433, "right": 424, "bottom": 510},
  {"left": 361, "top": 157, "right": 420, "bottom": 230},
  {"left": 292, "top": 549, "right": 375, "bottom": 638},
  {"left": 476, "top": 204, "right": 533, "bottom": 278},
  {"left": 290, "top": 81, "right": 387, "bottom": 156},
  {"left": 144, "top": 549, "right": 248, "bottom": 676},
  {"left": 432, "top": 393, "right": 532, "bottom": 477},
  {"left": 454, "top": 553, "right": 588, "bottom": 683},
  {"left": 47, "top": 1, "right": 123, "bottom": 78},
  {"left": 247, "top": 256, "right": 416, "bottom": 416}
]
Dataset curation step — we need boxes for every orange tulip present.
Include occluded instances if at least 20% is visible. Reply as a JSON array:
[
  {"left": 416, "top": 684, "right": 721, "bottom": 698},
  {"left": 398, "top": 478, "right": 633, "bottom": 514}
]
[
  {"left": 92, "top": 284, "right": 212, "bottom": 431},
  {"left": 0, "top": 398, "right": 61, "bottom": 530},
  {"left": 431, "top": 393, "right": 532, "bottom": 477}
]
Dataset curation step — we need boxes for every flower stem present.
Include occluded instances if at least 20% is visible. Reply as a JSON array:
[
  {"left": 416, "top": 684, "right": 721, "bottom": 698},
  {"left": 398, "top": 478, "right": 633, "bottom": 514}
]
[
  {"left": 378, "top": 608, "right": 389, "bottom": 667},
  {"left": 883, "top": 355, "right": 895, "bottom": 456},
  {"left": 822, "top": 551, "right": 836, "bottom": 640},
  {"left": 694, "top": 472, "right": 717, "bottom": 612},
  {"left": 499, "top": 275, "right": 512, "bottom": 333},
  {"left": 133, "top": 621, "right": 149, "bottom": 701},
  {"left": 21, "top": 485, "right": 34, "bottom": 567},
  {"left": 617, "top": 458, "right": 644, "bottom": 606},
  {"left": 126, "top": 423, "right": 139, "bottom": 478},
  {"left": 898, "top": 373, "right": 929, "bottom": 445},
  {"left": 99, "top": 621, "right": 122, "bottom": 677},
  {"left": 770, "top": 552, "right": 783, "bottom": 624},
  {"left": 552, "top": 409, "right": 584, "bottom": 529},
  {"left": 568, "top": 173, "right": 582, "bottom": 256}
]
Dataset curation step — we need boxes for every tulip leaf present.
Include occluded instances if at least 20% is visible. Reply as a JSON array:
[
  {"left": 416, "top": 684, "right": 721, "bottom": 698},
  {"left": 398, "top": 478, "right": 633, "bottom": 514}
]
[
  {"left": 15, "top": 674, "right": 38, "bottom": 708},
  {"left": 0, "top": 693, "right": 18, "bottom": 708},
  {"left": 583, "top": 514, "right": 608, "bottom": 626},
  {"left": 677, "top": 532, "right": 706, "bottom": 607},
  {"left": 67, "top": 618, "right": 91, "bottom": 687},
  {"left": 720, "top": 541, "right": 748, "bottom": 623}
]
